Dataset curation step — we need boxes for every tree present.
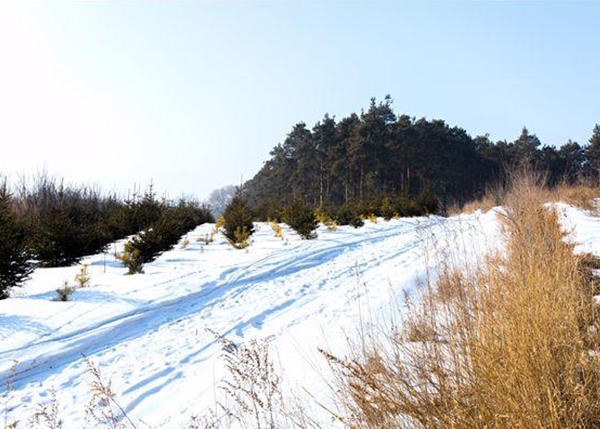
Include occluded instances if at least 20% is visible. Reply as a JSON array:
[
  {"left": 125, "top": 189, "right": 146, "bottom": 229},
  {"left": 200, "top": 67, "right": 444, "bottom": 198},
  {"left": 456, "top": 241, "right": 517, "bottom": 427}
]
[
  {"left": 206, "top": 185, "right": 236, "bottom": 218},
  {"left": 284, "top": 199, "right": 318, "bottom": 240},
  {"left": 0, "top": 181, "right": 32, "bottom": 298},
  {"left": 223, "top": 187, "right": 255, "bottom": 249},
  {"left": 585, "top": 124, "right": 600, "bottom": 184}
]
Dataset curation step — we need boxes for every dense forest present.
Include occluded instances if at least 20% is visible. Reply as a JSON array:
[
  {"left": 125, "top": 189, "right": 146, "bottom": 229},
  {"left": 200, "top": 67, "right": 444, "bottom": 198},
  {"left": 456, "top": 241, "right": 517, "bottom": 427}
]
[{"left": 245, "top": 96, "right": 600, "bottom": 217}]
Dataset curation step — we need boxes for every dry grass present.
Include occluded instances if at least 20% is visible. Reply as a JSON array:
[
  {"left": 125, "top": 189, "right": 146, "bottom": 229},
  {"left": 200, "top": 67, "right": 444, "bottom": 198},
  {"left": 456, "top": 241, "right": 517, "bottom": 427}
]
[
  {"left": 458, "top": 178, "right": 599, "bottom": 216},
  {"left": 455, "top": 182, "right": 507, "bottom": 215},
  {"left": 552, "top": 183, "right": 600, "bottom": 213},
  {"left": 324, "top": 171, "right": 600, "bottom": 429}
]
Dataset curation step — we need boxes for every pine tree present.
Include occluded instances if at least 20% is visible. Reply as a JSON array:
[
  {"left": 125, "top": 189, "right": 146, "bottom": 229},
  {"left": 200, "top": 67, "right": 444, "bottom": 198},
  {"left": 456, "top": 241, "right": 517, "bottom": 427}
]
[
  {"left": 0, "top": 181, "right": 32, "bottom": 298},
  {"left": 585, "top": 124, "right": 600, "bottom": 184},
  {"left": 284, "top": 199, "right": 318, "bottom": 239},
  {"left": 223, "top": 187, "right": 255, "bottom": 249}
]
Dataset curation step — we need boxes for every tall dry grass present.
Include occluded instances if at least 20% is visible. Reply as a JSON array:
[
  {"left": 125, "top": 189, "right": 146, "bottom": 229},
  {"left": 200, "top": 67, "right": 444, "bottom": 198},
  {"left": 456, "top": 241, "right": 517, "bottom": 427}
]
[
  {"left": 324, "top": 172, "right": 600, "bottom": 429},
  {"left": 551, "top": 183, "right": 599, "bottom": 213}
]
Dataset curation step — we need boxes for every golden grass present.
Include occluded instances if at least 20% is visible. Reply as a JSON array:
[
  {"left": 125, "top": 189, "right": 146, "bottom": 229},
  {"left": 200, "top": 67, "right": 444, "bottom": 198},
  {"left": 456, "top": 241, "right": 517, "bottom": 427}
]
[
  {"left": 325, "top": 172, "right": 600, "bottom": 429},
  {"left": 551, "top": 184, "right": 600, "bottom": 213}
]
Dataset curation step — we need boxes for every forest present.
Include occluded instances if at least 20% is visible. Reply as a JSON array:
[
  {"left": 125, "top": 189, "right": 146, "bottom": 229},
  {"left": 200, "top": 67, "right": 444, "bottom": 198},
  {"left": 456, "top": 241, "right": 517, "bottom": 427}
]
[{"left": 245, "top": 96, "right": 600, "bottom": 218}]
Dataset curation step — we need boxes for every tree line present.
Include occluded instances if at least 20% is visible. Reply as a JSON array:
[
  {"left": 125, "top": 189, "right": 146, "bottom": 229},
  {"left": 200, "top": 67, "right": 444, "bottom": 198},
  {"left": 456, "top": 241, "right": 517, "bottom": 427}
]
[
  {"left": 245, "top": 96, "right": 600, "bottom": 217},
  {"left": 0, "top": 174, "right": 212, "bottom": 298}
]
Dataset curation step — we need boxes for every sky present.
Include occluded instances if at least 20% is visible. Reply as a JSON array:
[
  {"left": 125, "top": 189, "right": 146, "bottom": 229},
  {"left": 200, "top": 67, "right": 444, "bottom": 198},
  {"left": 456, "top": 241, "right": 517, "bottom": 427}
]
[{"left": 0, "top": 1, "right": 599, "bottom": 200}]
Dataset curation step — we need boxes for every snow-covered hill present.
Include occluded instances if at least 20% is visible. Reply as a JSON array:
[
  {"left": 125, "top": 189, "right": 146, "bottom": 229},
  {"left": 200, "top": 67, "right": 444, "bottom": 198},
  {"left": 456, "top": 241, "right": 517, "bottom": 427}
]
[{"left": 1, "top": 206, "right": 596, "bottom": 428}]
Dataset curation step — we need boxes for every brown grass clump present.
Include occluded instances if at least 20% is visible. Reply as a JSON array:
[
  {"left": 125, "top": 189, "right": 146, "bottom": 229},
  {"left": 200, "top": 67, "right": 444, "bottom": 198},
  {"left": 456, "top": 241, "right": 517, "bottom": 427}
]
[
  {"left": 552, "top": 183, "right": 599, "bottom": 213},
  {"left": 324, "top": 172, "right": 600, "bottom": 429},
  {"left": 456, "top": 183, "right": 507, "bottom": 215}
]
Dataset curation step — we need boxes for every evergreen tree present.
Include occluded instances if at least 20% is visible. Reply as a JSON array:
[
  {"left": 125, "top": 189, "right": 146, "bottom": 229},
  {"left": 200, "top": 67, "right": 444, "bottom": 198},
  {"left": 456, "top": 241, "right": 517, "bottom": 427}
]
[
  {"left": 284, "top": 199, "right": 318, "bottom": 239},
  {"left": 0, "top": 181, "right": 31, "bottom": 298},
  {"left": 223, "top": 187, "right": 255, "bottom": 249},
  {"left": 585, "top": 124, "right": 600, "bottom": 184},
  {"left": 244, "top": 97, "right": 593, "bottom": 213}
]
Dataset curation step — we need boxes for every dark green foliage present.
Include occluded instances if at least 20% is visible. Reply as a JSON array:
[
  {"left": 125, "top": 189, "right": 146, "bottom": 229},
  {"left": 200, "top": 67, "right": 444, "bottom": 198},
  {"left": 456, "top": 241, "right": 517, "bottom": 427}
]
[
  {"left": 334, "top": 203, "right": 364, "bottom": 228},
  {"left": 121, "top": 202, "right": 213, "bottom": 273},
  {"left": 379, "top": 196, "right": 395, "bottom": 220},
  {"left": 222, "top": 188, "right": 255, "bottom": 248},
  {"left": 284, "top": 200, "right": 318, "bottom": 239},
  {"left": 253, "top": 200, "right": 284, "bottom": 223},
  {"left": 0, "top": 181, "right": 31, "bottom": 298},
  {"left": 28, "top": 186, "right": 109, "bottom": 267},
  {"left": 414, "top": 191, "right": 439, "bottom": 215},
  {"left": 245, "top": 97, "right": 600, "bottom": 212},
  {"left": 17, "top": 176, "right": 130, "bottom": 267}
]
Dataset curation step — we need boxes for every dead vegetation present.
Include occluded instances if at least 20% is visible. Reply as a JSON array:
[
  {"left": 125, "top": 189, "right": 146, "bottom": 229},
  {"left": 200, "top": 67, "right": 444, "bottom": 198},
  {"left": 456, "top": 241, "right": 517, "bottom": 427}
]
[{"left": 324, "top": 172, "right": 600, "bottom": 429}]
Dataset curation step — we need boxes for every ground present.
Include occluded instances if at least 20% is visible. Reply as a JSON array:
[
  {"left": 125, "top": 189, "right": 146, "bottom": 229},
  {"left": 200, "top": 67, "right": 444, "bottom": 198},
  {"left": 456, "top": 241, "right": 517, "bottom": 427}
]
[{"left": 3, "top": 205, "right": 596, "bottom": 428}]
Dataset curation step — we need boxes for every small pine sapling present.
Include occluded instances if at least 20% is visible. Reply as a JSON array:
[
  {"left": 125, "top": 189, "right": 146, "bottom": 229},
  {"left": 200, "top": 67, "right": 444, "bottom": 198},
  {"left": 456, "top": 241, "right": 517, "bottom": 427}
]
[
  {"left": 55, "top": 281, "right": 76, "bottom": 302},
  {"left": 180, "top": 237, "right": 190, "bottom": 249},
  {"left": 74, "top": 263, "right": 91, "bottom": 288},
  {"left": 335, "top": 204, "right": 364, "bottom": 228},
  {"left": 213, "top": 215, "right": 225, "bottom": 234},
  {"left": 222, "top": 188, "right": 255, "bottom": 249},
  {"left": 269, "top": 219, "right": 283, "bottom": 238},
  {"left": 118, "top": 242, "right": 144, "bottom": 274},
  {"left": 285, "top": 200, "right": 318, "bottom": 240},
  {"left": 315, "top": 207, "right": 338, "bottom": 231},
  {"left": 380, "top": 196, "right": 396, "bottom": 220},
  {"left": 227, "top": 226, "right": 251, "bottom": 250}
]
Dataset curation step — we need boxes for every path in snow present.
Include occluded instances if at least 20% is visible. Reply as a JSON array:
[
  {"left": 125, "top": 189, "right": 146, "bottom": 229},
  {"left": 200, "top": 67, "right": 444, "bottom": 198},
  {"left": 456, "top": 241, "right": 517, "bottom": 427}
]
[{"left": 0, "top": 212, "right": 501, "bottom": 427}]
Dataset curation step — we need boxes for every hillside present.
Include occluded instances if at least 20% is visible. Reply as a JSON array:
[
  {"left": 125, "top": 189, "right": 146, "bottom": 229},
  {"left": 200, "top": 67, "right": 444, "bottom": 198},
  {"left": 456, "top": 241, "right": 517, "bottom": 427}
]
[{"left": 0, "top": 210, "right": 509, "bottom": 427}]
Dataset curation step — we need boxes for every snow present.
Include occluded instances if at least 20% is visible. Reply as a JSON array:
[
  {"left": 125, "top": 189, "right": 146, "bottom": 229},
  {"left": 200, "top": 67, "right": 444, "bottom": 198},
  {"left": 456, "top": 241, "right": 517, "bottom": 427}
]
[{"left": 0, "top": 207, "right": 546, "bottom": 428}]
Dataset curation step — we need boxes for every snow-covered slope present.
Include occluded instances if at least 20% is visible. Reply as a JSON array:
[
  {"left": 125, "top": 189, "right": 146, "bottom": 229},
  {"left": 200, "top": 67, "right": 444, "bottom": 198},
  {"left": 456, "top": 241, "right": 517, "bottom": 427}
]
[{"left": 0, "top": 210, "right": 515, "bottom": 427}]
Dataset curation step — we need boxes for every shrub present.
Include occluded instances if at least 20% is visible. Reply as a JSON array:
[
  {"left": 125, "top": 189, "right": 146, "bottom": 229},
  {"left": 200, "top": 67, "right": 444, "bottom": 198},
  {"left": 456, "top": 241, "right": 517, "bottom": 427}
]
[
  {"left": 335, "top": 203, "right": 364, "bottom": 228},
  {"left": 414, "top": 190, "right": 439, "bottom": 214},
  {"left": 315, "top": 206, "right": 339, "bottom": 230},
  {"left": 0, "top": 180, "right": 32, "bottom": 298},
  {"left": 379, "top": 196, "right": 396, "bottom": 220},
  {"left": 214, "top": 215, "right": 225, "bottom": 234},
  {"left": 270, "top": 220, "right": 283, "bottom": 238},
  {"left": 284, "top": 200, "right": 318, "bottom": 240},
  {"left": 222, "top": 188, "right": 255, "bottom": 249},
  {"left": 55, "top": 281, "right": 76, "bottom": 302},
  {"left": 119, "top": 242, "right": 144, "bottom": 274},
  {"left": 74, "top": 263, "right": 91, "bottom": 288},
  {"left": 119, "top": 202, "right": 213, "bottom": 273}
]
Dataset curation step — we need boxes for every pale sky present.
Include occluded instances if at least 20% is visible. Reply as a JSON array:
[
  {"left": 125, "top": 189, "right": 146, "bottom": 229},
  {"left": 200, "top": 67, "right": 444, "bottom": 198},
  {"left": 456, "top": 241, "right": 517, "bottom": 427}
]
[{"left": 1, "top": 2, "right": 599, "bottom": 199}]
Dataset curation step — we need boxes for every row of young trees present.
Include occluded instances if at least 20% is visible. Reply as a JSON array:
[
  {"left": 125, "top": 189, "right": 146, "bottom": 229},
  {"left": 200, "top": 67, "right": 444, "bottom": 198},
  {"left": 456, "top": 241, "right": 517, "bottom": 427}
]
[
  {"left": 120, "top": 200, "right": 213, "bottom": 274},
  {"left": 0, "top": 175, "right": 212, "bottom": 298},
  {"left": 245, "top": 96, "right": 600, "bottom": 214}
]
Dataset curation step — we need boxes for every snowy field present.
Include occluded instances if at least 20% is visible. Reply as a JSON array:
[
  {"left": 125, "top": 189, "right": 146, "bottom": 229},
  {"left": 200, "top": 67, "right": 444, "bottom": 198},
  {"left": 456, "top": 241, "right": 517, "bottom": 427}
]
[{"left": 1, "top": 206, "right": 598, "bottom": 427}]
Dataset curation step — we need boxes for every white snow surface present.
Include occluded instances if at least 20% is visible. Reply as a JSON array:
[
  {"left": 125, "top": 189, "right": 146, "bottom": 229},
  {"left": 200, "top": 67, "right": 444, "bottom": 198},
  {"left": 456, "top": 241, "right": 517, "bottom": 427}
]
[{"left": 2, "top": 207, "right": 577, "bottom": 427}]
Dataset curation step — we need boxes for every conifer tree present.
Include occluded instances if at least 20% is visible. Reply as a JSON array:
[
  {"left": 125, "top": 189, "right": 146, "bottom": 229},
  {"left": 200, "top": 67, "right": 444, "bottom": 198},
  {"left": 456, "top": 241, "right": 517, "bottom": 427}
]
[
  {"left": 223, "top": 187, "right": 255, "bottom": 249},
  {"left": 284, "top": 199, "right": 318, "bottom": 240},
  {"left": 0, "top": 181, "right": 32, "bottom": 298},
  {"left": 585, "top": 124, "right": 600, "bottom": 184}
]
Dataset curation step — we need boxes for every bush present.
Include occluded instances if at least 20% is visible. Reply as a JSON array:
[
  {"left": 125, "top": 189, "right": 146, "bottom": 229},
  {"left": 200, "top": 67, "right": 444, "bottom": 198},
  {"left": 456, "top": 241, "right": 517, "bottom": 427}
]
[
  {"left": 0, "top": 181, "right": 32, "bottom": 298},
  {"left": 414, "top": 190, "right": 439, "bottom": 214},
  {"left": 119, "top": 201, "right": 214, "bottom": 273},
  {"left": 74, "top": 264, "right": 91, "bottom": 288},
  {"left": 55, "top": 281, "right": 76, "bottom": 302},
  {"left": 119, "top": 242, "right": 144, "bottom": 274},
  {"left": 379, "top": 196, "right": 396, "bottom": 220},
  {"left": 223, "top": 188, "right": 255, "bottom": 249},
  {"left": 284, "top": 199, "right": 318, "bottom": 239},
  {"left": 334, "top": 203, "right": 364, "bottom": 228}
]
